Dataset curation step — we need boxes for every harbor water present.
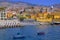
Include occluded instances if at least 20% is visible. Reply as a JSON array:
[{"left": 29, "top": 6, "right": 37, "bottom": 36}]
[{"left": 0, "top": 25, "right": 60, "bottom": 40}]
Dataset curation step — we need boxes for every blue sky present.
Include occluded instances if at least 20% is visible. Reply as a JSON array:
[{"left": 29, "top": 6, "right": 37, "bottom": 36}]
[
  {"left": 1, "top": 0, "right": 60, "bottom": 6},
  {"left": 19, "top": 0, "right": 60, "bottom": 6}
]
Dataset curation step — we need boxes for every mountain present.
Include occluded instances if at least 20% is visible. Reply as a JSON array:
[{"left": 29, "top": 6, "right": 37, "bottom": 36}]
[
  {"left": 0, "top": 0, "right": 39, "bottom": 6},
  {"left": 0, "top": 2, "right": 30, "bottom": 7},
  {"left": 53, "top": 4, "right": 60, "bottom": 8},
  {"left": 53, "top": 4, "right": 60, "bottom": 12},
  {"left": 0, "top": 1, "right": 43, "bottom": 9}
]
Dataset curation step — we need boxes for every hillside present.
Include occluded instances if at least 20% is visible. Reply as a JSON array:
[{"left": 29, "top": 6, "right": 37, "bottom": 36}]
[{"left": 53, "top": 4, "right": 60, "bottom": 12}]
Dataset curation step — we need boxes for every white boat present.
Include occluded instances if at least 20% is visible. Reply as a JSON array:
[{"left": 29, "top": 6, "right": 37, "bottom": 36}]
[
  {"left": 13, "top": 33, "right": 25, "bottom": 39},
  {"left": 13, "top": 35, "right": 25, "bottom": 39},
  {"left": 51, "top": 21, "right": 60, "bottom": 25}
]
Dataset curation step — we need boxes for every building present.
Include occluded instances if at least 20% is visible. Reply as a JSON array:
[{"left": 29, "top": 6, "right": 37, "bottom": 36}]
[{"left": 0, "top": 11, "right": 7, "bottom": 20}]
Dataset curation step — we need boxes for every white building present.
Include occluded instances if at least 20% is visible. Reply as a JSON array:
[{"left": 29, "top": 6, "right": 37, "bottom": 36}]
[{"left": 0, "top": 11, "right": 7, "bottom": 20}]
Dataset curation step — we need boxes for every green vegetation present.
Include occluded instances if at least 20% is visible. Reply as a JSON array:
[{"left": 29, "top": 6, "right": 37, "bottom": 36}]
[
  {"left": 0, "top": 7, "right": 6, "bottom": 11},
  {"left": 25, "top": 14, "right": 31, "bottom": 18},
  {"left": 17, "top": 14, "right": 26, "bottom": 21},
  {"left": 47, "top": 14, "right": 54, "bottom": 19}
]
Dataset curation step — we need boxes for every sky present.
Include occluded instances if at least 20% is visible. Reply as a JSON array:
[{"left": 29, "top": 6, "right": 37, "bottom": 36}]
[
  {"left": 0, "top": 0, "right": 60, "bottom": 6},
  {"left": 19, "top": 0, "right": 60, "bottom": 6}
]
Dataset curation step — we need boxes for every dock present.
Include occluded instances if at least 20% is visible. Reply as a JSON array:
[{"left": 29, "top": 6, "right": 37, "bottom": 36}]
[
  {"left": 0, "top": 20, "right": 40, "bottom": 29},
  {"left": 0, "top": 20, "right": 23, "bottom": 29}
]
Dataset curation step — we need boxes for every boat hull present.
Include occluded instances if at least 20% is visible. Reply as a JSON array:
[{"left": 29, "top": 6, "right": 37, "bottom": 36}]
[{"left": 51, "top": 22, "right": 60, "bottom": 25}]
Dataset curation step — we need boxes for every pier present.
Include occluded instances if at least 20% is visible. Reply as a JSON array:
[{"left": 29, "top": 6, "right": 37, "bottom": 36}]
[{"left": 0, "top": 20, "right": 23, "bottom": 29}]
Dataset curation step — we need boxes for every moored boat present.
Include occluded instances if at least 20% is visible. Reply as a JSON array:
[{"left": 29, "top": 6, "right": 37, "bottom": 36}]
[
  {"left": 51, "top": 22, "right": 60, "bottom": 25},
  {"left": 13, "top": 33, "right": 25, "bottom": 39}
]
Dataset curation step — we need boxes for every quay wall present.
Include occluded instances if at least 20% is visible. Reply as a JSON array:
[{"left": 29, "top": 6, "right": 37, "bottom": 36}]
[{"left": 0, "top": 20, "right": 21, "bottom": 29}]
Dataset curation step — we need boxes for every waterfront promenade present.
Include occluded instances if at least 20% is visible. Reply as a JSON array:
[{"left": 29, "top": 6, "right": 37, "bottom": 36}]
[
  {"left": 0, "top": 20, "right": 40, "bottom": 29},
  {"left": 0, "top": 20, "right": 21, "bottom": 28}
]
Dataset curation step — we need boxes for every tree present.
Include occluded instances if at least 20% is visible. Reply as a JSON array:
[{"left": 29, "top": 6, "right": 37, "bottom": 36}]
[
  {"left": 47, "top": 14, "right": 54, "bottom": 19},
  {"left": 0, "top": 7, "right": 6, "bottom": 11},
  {"left": 17, "top": 14, "right": 26, "bottom": 21}
]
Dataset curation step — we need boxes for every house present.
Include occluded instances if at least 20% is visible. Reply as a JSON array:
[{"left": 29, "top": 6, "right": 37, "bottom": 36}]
[{"left": 0, "top": 11, "right": 7, "bottom": 20}]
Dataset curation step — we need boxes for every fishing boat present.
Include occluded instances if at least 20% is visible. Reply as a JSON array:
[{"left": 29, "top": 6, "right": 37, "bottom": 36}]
[{"left": 13, "top": 33, "right": 25, "bottom": 39}]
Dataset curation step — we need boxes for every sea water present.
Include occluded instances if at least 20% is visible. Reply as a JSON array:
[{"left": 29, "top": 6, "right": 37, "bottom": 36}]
[{"left": 0, "top": 25, "right": 60, "bottom": 40}]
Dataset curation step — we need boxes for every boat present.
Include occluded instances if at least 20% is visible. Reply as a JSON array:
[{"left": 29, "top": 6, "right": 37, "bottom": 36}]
[
  {"left": 13, "top": 35, "right": 25, "bottom": 39},
  {"left": 51, "top": 22, "right": 60, "bottom": 25},
  {"left": 13, "top": 33, "right": 25, "bottom": 39},
  {"left": 37, "top": 32, "right": 45, "bottom": 35}
]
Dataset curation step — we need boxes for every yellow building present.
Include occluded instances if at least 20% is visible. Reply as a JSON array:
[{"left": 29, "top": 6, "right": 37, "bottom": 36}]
[
  {"left": 53, "top": 12, "right": 60, "bottom": 19},
  {"left": 36, "top": 17, "right": 52, "bottom": 22},
  {"left": 30, "top": 14, "right": 36, "bottom": 20},
  {"left": 53, "top": 12, "right": 60, "bottom": 22},
  {"left": 6, "top": 12, "right": 13, "bottom": 18},
  {"left": 36, "top": 12, "right": 53, "bottom": 23}
]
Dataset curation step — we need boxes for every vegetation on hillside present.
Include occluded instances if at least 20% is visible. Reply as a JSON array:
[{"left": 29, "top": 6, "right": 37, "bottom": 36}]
[
  {"left": 0, "top": 7, "right": 6, "bottom": 11},
  {"left": 17, "top": 14, "right": 26, "bottom": 21}
]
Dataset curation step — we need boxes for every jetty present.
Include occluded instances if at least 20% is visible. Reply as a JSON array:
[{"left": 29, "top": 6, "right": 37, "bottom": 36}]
[
  {"left": 0, "top": 19, "right": 40, "bottom": 29},
  {"left": 0, "top": 20, "right": 23, "bottom": 29}
]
